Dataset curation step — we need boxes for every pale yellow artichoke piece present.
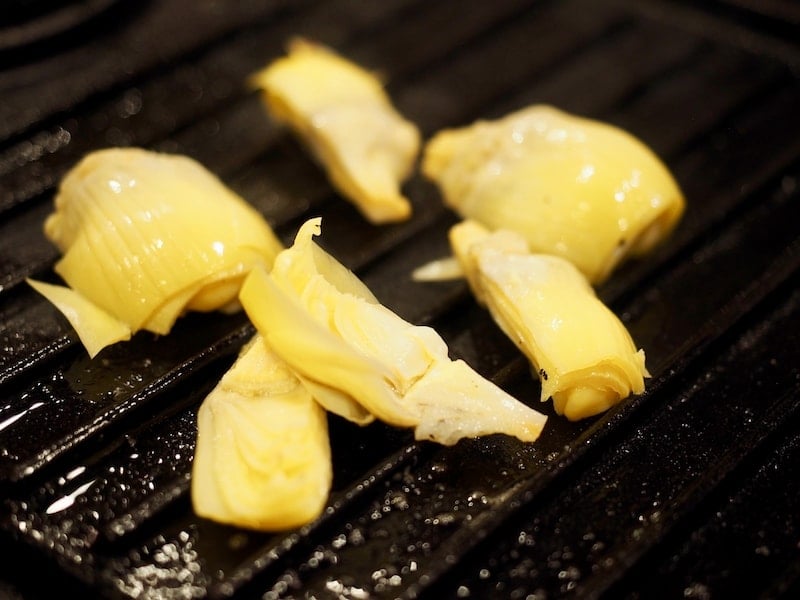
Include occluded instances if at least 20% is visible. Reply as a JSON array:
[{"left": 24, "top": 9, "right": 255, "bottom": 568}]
[
  {"left": 406, "top": 359, "right": 546, "bottom": 445},
  {"left": 410, "top": 256, "right": 465, "bottom": 282},
  {"left": 450, "top": 220, "right": 649, "bottom": 421},
  {"left": 240, "top": 218, "right": 427, "bottom": 427},
  {"left": 424, "top": 104, "right": 685, "bottom": 284},
  {"left": 239, "top": 217, "right": 547, "bottom": 445},
  {"left": 191, "top": 335, "right": 332, "bottom": 531},
  {"left": 25, "top": 278, "right": 131, "bottom": 358},
  {"left": 32, "top": 147, "right": 283, "bottom": 356},
  {"left": 250, "top": 39, "right": 420, "bottom": 224}
]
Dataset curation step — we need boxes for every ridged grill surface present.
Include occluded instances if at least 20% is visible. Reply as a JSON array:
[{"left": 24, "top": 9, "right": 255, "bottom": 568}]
[{"left": 1, "top": 1, "right": 799, "bottom": 598}]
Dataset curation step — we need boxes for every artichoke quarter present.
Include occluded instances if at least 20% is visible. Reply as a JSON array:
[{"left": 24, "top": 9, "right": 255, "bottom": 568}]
[
  {"left": 450, "top": 220, "right": 649, "bottom": 421},
  {"left": 28, "top": 147, "right": 283, "bottom": 357},
  {"left": 239, "top": 218, "right": 547, "bottom": 445},
  {"left": 250, "top": 39, "right": 420, "bottom": 225},
  {"left": 191, "top": 334, "right": 331, "bottom": 530},
  {"left": 423, "top": 104, "right": 685, "bottom": 284}
]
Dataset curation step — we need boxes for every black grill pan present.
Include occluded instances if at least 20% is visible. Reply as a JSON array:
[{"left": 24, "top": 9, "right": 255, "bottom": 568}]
[{"left": 1, "top": 1, "right": 799, "bottom": 598}]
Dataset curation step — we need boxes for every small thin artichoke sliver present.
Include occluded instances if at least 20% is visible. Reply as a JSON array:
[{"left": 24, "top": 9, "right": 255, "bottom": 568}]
[
  {"left": 250, "top": 39, "right": 420, "bottom": 224},
  {"left": 410, "top": 256, "right": 465, "bottom": 282},
  {"left": 423, "top": 104, "right": 685, "bottom": 284},
  {"left": 191, "top": 335, "right": 332, "bottom": 531},
  {"left": 25, "top": 278, "right": 131, "bottom": 358},
  {"left": 239, "top": 217, "right": 548, "bottom": 445},
  {"left": 450, "top": 220, "right": 649, "bottom": 421},
  {"left": 31, "top": 147, "right": 283, "bottom": 356}
]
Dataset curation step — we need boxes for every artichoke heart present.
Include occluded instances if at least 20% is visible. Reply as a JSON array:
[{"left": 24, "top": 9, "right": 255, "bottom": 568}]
[
  {"left": 29, "top": 147, "right": 283, "bottom": 357},
  {"left": 191, "top": 335, "right": 331, "bottom": 530},
  {"left": 423, "top": 104, "right": 685, "bottom": 284},
  {"left": 250, "top": 39, "right": 420, "bottom": 224},
  {"left": 239, "top": 217, "right": 547, "bottom": 445},
  {"left": 450, "top": 220, "right": 649, "bottom": 421}
]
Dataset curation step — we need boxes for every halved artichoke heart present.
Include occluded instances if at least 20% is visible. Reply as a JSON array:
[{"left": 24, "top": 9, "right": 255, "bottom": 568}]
[
  {"left": 250, "top": 39, "right": 420, "bottom": 224},
  {"left": 191, "top": 334, "right": 331, "bottom": 530},
  {"left": 239, "top": 218, "right": 547, "bottom": 445},
  {"left": 423, "top": 104, "right": 685, "bottom": 284},
  {"left": 28, "top": 147, "right": 283, "bottom": 357},
  {"left": 450, "top": 220, "right": 649, "bottom": 421}
]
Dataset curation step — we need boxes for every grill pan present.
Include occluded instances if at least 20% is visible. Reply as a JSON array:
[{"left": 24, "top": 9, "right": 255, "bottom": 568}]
[{"left": 1, "top": 1, "right": 799, "bottom": 598}]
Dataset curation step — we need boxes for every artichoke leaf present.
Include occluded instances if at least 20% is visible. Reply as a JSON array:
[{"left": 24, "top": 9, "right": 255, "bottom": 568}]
[
  {"left": 240, "top": 261, "right": 413, "bottom": 427},
  {"left": 406, "top": 359, "right": 547, "bottom": 445},
  {"left": 25, "top": 278, "right": 131, "bottom": 358}
]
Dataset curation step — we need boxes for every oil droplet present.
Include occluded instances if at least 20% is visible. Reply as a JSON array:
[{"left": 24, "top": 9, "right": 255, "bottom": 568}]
[
  {"left": 755, "top": 545, "right": 771, "bottom": 557},
  {"left": 683, "top": 582, "right": 711, "bottom": 599},
  {"left": 228, "top": 532, "right": 249, "bottom": 551}
]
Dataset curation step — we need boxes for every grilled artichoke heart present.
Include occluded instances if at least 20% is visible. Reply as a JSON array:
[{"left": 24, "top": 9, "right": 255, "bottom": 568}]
[
  {"left": 28, "top": 147, "right": 283, "bottom": 357},
  {"left": 450, "top": 220, "right": 649, "bottom": 420},
  {"left": 251, "top": 39, "right": 420, "bottom": 224},
  {"left": 239, "top": 218, "right": 547, "bottom": 445},
  {"left": 191, "top": 335, "right": 331, "bottom": 530},
  {"left": 423, "top": 104, "right": 685, "bottom": 283}
]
